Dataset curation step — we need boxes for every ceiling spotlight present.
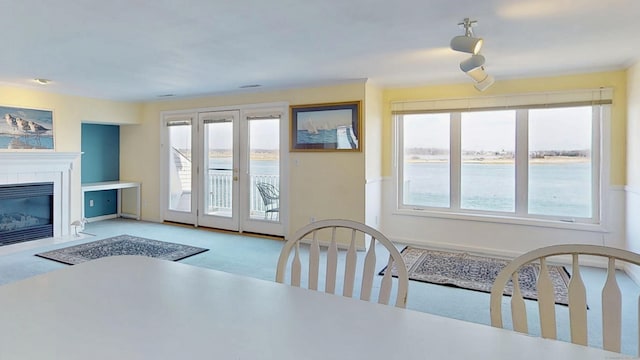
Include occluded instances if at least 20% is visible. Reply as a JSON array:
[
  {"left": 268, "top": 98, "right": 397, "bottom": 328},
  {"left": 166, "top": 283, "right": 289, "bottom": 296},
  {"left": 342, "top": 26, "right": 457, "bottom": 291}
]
[
  {"left": 465, "top": 66, "right": 490, "bottom": 83},
  {"left": 450, "top": 36, "right": 483, "bottom": 55},
  {"left": 464, "top": 65, "right": 495, "bottom": 91},
  {"left": 450, "top": 18, "right": 483, "bottom": 54},
  {"left": 34, "top": 78, "right": 51, "bottom": 85},
  {"left": 474, "top": 75, "right": 495, "bottom": 92},
  {"left": 465, "top": 66, "right": 494, "bottom": 92},
  {"left": 459, "top": 54, "right": 485, "bottom": 73}
]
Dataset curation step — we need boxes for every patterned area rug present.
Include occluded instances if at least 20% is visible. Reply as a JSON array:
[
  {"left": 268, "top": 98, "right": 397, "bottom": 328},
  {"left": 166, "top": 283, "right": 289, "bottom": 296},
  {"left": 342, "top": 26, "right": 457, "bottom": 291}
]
[
  {"left": 35, "top": 234, "right": 209, "bottom": 265},
  {"left": 382, "top": 246, "right": 571, "bottom": 305}
]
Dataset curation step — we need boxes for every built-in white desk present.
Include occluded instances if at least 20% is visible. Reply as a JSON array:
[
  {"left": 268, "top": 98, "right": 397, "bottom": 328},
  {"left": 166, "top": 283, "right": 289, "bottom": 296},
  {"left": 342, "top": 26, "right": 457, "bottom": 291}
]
[
  {"left": 0, "top": 255, "right": 626, "bottom": 359},
  {"left": 81, "top": 181, "right": 141, "bottom": 220}
]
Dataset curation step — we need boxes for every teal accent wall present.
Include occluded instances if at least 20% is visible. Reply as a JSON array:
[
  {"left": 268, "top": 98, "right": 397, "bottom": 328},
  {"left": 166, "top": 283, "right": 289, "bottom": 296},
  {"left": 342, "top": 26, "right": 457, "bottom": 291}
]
[
  {"left": 84, "top": 189, "right": 118, "bottom": 217},
  {"left": 81, "top": 124, "right": 120, "bottom": 218}
]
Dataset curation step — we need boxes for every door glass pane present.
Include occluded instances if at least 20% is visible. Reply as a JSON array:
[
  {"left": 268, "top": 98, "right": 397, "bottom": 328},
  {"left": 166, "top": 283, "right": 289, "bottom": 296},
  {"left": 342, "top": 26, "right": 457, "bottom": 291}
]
[
  {"left": 167, "top": 122, "right": 192, "bottom": 212},
  {"left": 204, "top": 119, "right": 233, "bottom": 217},
  {"left": 249, "top": 118, "right": 280, "bottom": 221},
  {"left": 528, "top": 106, "right": 592, "bottom": 218},
  {"left": 461, "top": 110, "right": 515, "bottom": 212},
  {"left": 402, "top": 113, "right": 450, "bottom": 208}
]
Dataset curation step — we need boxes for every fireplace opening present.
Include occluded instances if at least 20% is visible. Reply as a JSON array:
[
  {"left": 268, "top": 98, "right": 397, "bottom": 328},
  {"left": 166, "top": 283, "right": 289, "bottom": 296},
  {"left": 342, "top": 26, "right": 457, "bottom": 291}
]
[{"left": 0, "top": 182, "right": 53, "bottom": 246}]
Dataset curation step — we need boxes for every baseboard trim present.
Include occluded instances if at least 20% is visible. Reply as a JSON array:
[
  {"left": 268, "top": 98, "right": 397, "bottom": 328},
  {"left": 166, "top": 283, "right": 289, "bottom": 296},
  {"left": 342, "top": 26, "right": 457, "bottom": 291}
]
[
  {"left": 390, "top": 235, "right": 609, "bottom": 268},
  {"left": 85, "top": 214, "right": 119, "bottom": 222}
]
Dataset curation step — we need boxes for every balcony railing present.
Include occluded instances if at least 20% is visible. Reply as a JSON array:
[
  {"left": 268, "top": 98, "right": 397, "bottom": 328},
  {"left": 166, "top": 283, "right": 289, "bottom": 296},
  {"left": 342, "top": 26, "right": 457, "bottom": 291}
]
[
  {"left": 171, "top": 148, "right": 278, "bottom": 216},
  {"left": 205, "top": 171, "right": 279, "bottom": 214}
]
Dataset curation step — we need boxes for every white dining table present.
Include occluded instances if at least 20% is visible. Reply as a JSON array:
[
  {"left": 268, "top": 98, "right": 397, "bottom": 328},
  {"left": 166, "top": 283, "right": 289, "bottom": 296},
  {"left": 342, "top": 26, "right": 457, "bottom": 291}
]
[{"left": 0, "top": 255, "right": 627, "bottom": 359}]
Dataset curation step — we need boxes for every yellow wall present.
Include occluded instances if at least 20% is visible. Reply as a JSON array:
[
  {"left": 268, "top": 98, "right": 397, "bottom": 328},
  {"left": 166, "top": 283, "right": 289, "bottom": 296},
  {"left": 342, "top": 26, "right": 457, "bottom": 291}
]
[
  {"left": 365, "top": 81, "right": 383, "bottom": 180},
  {"left": 627, "top": 64, "right": 640, "bottom": 187},
  {"left": 0, "top": 85, "right": 140, "bottom": 223},
  {"left": 382, "top": 71, "right": 628, "bottom": 185},
  {"left": 121, "top": 82, "right": 366, "bottom": 237},
  {"left": 1, "top": 70, "right": 629, "bottom": 240},
  {"left": 625, "top": 61, "right": 640, "bottom": 258}
]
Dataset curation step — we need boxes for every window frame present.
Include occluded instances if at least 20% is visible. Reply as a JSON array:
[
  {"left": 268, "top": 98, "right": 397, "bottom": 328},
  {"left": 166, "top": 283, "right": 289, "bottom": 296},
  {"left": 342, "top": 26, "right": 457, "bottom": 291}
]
[{"left": 392, "top": 92, "right": 610, "bottom": 231}]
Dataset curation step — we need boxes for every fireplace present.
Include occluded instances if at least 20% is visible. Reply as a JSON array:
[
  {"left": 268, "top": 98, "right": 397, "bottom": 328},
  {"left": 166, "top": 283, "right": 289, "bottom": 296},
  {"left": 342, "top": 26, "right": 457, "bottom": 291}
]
[
  {"left": 0, "top": 152, "right": 80, "bottom": 244},
  {"left": 0, "top": 182, "right": 54, "bottom": 245}
]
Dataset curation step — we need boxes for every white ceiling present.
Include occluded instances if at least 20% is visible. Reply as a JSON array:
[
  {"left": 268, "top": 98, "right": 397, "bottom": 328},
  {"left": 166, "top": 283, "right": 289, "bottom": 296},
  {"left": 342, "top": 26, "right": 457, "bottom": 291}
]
[{"left": 1, "top": 0, "right": 638, "bottom": 102}]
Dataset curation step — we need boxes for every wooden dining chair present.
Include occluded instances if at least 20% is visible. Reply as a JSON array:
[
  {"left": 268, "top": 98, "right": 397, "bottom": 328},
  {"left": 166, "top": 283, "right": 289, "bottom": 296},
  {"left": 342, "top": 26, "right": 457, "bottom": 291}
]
[
  {"left": 276, "top": 219, "right": 409, "bottom": 308},
  {"left": 490, "top": 244, "right": 640, "bottom": 355}
]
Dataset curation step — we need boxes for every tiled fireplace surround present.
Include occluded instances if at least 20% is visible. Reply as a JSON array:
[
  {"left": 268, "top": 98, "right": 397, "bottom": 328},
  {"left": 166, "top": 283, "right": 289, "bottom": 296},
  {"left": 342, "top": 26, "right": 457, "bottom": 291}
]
[{"left": 0, "top": 153, "right": 80, "bottom": 242}]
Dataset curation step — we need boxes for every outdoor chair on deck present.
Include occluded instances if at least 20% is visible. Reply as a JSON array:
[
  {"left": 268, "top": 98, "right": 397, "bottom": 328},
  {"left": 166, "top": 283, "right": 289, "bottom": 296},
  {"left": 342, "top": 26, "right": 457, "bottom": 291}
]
[
  {"left": 276, "top": 219, "right": 409, "bottom": 308},
  {"left": 256, "top": 182, "right": 279, "bottom": 220},
  {"left": 490, "top": 244, "right": 640, "bottom": 356}
]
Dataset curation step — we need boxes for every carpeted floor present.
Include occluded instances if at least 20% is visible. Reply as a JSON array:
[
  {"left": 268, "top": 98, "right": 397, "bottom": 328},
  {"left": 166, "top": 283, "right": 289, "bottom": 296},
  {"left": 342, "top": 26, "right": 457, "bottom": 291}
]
[
  {"left": 35, "top": 234, "right": 208, "bottom": 265},
  {"left": 382, "top": 246, "right": 571, "bottom": 305},
  {"left": 1, "top": 219, "right": 639, "bottom": 356}
]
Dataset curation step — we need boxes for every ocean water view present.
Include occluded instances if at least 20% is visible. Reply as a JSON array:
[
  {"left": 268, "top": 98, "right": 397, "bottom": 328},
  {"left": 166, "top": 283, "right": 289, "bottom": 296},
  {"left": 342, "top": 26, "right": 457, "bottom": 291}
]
[
  {"left": 206, "top": 157, "right": 592, "bottom": 219},
  {"left": 207, "top": 158, "right": 279, "bottom": 176},
  {"left": 403, "top": 161, "right": 592, "bottom": 218}
]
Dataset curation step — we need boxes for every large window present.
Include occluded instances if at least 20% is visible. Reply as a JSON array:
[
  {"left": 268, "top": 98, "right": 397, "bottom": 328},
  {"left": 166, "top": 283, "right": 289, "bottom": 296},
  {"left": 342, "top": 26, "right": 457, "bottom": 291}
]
[
  {"left": 461, "top": 110, "right": 515, "bottom": 212},
  {"left": 395, "top": 91, "right": 609, "bottom": 225},
  {"left": 528, "top": 107, "right": 594, "bottom": 218},
  {"left": 402, "top": 113, "right": 450, "bottom": 208}
]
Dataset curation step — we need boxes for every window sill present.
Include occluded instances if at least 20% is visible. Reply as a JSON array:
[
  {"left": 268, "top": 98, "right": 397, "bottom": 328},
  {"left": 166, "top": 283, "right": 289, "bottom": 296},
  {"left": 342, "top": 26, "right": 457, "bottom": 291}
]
[{"left": 392, "top": 208, "right": 607, "bottom": 233}]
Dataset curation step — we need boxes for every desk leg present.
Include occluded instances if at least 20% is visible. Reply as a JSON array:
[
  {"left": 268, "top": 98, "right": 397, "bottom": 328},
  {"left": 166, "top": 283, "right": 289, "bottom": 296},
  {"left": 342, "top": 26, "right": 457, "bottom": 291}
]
[
  {"left": 136, "top": 185, "right": 141, "bottom": 220},
  {"left": 117, "top": 189, "right": 122, "bottom": 218}
]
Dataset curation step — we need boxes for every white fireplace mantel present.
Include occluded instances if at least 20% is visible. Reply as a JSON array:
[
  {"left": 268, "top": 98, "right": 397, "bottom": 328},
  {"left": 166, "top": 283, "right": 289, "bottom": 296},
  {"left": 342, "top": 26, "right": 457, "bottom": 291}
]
[{"left": 0, "top": 152, "right": 80, "bottom": 238}]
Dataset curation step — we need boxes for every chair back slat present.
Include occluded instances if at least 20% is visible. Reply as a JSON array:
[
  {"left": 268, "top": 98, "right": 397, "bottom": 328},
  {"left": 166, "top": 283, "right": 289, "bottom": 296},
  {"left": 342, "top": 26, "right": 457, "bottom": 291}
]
[
  {"left": 309, "top": 231, "right": 320, "bottom": 290},
  {"left": 378, "top": 255, "right": 394, "bottom": 305},
  {"left": 511, "top": 273, "right": 528, "bottom": 333},
  {"left": 537, "top": 258, "right": 557, "bottom": 339},
  {"left": 276, "top": 219, "right": 409, "bottom": 308},
  {"left": 325, "top": 228, "right": 338, "bottom": 294},
  {"left": 568, "top": 254, "right": 587, "bottom": 346},
  {"left": 602, "top": 257, "right": 622, "bottom": 353},
  {"left": 490, "top": 244, "right": 640, "bottom": 357},
  {"left": 343, "top": 231, "right": 357, "bottom": 297},
  {"left": 360, "top": 237, "right": 376, "bottom": 302},
  {"left": 291, "top": 243, "right": 301, "bottom": 287}
]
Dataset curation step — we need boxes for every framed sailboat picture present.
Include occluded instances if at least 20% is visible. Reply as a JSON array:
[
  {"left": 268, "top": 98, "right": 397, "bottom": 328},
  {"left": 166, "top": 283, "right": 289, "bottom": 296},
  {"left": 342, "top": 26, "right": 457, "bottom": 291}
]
[
  {"left": 0, "top": 105, "right": 54, "bottom": 150},
  {"left": 290, "top": 101, "right": 361, "bottom": 152}
]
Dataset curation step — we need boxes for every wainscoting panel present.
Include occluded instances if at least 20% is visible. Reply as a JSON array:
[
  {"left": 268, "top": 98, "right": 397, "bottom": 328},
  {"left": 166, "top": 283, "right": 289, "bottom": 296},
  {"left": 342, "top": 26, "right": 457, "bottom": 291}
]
[
  {"left": 625, "top": 186, "right": 640, "bottom": 284},
  {"left": 380, "top": 177, "right": 625, "bottom": 267}
]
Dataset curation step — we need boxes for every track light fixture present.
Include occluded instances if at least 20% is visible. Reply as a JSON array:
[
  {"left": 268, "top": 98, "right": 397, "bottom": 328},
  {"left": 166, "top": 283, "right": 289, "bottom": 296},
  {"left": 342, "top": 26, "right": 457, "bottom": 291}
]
[
  {"left": 451, "top": 18, "right": 494, "bottom": 91},
  {"left": 450, "top": 18, "right": 483, "bottom": 54}
]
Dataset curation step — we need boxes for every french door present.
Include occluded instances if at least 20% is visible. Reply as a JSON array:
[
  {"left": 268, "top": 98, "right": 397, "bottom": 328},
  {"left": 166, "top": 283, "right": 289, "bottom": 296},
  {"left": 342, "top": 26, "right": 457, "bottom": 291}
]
[{"left": 162, "top": 105, "right": 286, "bottom": 236}]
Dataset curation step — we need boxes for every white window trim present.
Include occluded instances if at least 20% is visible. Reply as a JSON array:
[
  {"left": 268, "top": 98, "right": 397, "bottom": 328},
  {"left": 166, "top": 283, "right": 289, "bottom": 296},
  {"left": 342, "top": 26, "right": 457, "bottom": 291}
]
[{"left": 391, "top": 89, "right": 612, "bottom": 232}]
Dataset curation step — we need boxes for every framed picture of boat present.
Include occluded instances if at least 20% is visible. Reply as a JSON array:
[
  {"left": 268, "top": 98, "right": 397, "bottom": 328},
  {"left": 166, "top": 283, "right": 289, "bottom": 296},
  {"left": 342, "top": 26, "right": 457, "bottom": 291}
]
[
  {"left": 0, "top": 105, "right": 54, "bottom": 150},
  {"left": 290, "top": 101, "right": 361, "bottom": 152}
]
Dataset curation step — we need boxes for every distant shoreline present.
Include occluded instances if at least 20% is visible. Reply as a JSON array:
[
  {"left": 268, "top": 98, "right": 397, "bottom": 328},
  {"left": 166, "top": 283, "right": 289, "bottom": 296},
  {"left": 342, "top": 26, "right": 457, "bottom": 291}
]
[
  {"left": 205, "top": 151, "right": 589, "bottom": 164},
  {"left": 407, "top": 156, "right": 589, "bottom": 164},
  {"left": 206, "top": 151, "right": 279, "bottom": 161}
]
